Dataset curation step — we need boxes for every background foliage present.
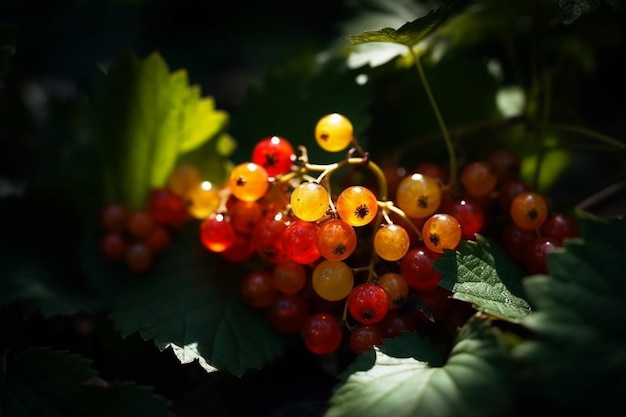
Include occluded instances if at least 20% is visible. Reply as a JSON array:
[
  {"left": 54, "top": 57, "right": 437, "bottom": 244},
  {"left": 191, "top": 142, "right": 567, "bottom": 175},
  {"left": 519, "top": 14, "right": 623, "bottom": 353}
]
[{"left": 1, "top": 0, "right": 625, "bottom": 416}]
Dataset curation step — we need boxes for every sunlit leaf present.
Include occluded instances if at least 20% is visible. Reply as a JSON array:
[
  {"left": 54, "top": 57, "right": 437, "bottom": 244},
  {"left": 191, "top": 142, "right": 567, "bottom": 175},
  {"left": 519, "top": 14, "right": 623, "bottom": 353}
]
[
  {"left": 435, "top": 235, "right": 531, "bottom": 322},
  {"left": 0, "top": 347, "right": 174, "bottom": 417},
  {"left": 512, "top": 216, "right": 626, "bottom": 415},
  {"left": 90, "top": 50, "right": 228, "bottom": 210},
  {"left": 324, "top": 317, "right": 513, "bottom": 417},
  {"left": 110, "top": 223, "right": 287, "bottom": 376},
  {"left": 345, "top": 1, "right": 459, "bottom": 48}
]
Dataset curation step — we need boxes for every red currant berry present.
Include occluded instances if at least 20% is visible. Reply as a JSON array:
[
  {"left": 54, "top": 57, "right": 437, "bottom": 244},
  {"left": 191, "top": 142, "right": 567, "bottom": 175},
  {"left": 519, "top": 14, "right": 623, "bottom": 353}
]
[
  {"left": 524, "top": 237, "right": 561, "bottom": 275},
  {"left": 240, "top": 269, "right": 277, "bottom": 308},
  {"left": 540, "top": 213, "right": 579, "bottom": 243},
  {"left": 200, "top": 212, "right": 235, "bottom": 253},
  {"left": 148, "top": 187, "right": 189, "bottom": 226},
  {"left": 251, "top": 136, "right": 295, "bottom": 177},
  {"left": 347, "top": 283, "right": 389, "bottom": 325},
  {"left": 302, "top": 313, "right": 343, "bottom": 355},
  {"left": 268, "top": 293, "right": 311, "bottom": 333},
  {"left": 125, "top": 242, "right": 154, "bottom": 273},
  {"left": 400, "top": 246, "right": 443, "bottom": 291},
  {"left": 282, "top": 219, "right": 321, "bottom": 264},
  {"left": 100, "top": 232, "right": 128, "bottom": 261},
  {"left": 349, "top": 324, "right": 383, "bottom": 355}
]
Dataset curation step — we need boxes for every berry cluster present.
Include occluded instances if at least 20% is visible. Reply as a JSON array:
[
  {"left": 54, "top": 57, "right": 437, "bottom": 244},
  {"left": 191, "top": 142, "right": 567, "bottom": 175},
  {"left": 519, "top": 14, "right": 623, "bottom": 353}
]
[{"left": 99, "top": 164, "right": 223, "bottom": 273}]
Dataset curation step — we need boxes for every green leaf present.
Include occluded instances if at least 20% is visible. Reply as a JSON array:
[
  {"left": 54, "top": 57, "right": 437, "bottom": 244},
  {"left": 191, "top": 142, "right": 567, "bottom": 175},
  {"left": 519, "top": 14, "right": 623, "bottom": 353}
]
[
  {"left": 110, "top": 223, "right": 287, "bottom": 377},
  {"left": 0, "top": 347, "right": 174, "bottom": 417},
  {"left": 345, "top": 1, "right": 459, "bottom": 48},
  {"left": 324, "top": 317, "right": 513, "bottom": 417},
  {"left": 512, "top": 216, "right": 626, "bottom": 415},
  {"left": 91, "top": 50, "right": 228, "bottom": 210},
  {"left": 435, "top": 235, "right": 531, "bottom": 322}
]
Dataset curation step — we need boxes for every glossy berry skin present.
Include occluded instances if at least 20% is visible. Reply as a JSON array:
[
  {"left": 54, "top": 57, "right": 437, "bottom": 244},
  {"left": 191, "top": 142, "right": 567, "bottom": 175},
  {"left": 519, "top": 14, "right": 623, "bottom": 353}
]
[
  {"left": 400, "top": 246, "right": 443, "bottom": 291},
  {"left": 187, "top": 181, "right": 220, "bottom": 219},
  {"left": 540, "top": 213, "right": 579, "bottom": 243},
  {"left": 312, "top": 260, "right": 354, "bottom": 301},
  {"left": 252, "top": 212, "right": 292, "bottom": 264},
  {"left": 316, "top": 218, "right": 357, "bottom": 261},
  {"left": 241, "top": 270, "right": 277, "bottom": 308},
  {"left": 396, "top": 173, "right": 442, "bottom": 219},
  {"left": 290, "top": 182, "right": 329, "bottom": 222},
  {"left": 314, "top": 113, "right": 354, "bottom": 152},
  {"left": 272, "top": 261, "right": 307, "bottom": 294},
  {"left": 377, "top": 272, "right": 409, "bottom": 310},
  {"left": 524, "top": 237, "right": 561, "bottom": 275},
  {"left": 460, "top": 161, "right": 498, "bottom": 198},
  {"left": 441, "top": 197, "right": 484, "bottom": 240},
  {"left": 302, "top": 313, "right": 343, "bottom": 355},
  {"left": 229, "top": 200, "right": 263, "bottom": 235},
  {"left": 510, "top": 191, "right": 548, "bottom": 230},
  {"left": 422, "top": 213, "right": 462, "bottom": 254},
  {"left": 282, "top": 219, "right": 321, "bottom": 264},
  {"left": 347, "top": 283, "right": 389, "bottom": 325},
  {"left": 336, "top": 185, "right": 378, "bottom": 227},
  {"left": 373, "top": 224, "right": 410, "bottom": 261},
  {"left": 268, "top": 293, "right": 311, "bottom": 333},
  {"left": 220, "top": 232, "right": 255, "bottom": 263},
  {"left": 229, "top": 162, "right": 269, "bottom": 202},
  {"left": 252, "top": 135, "right": 295, "bottom": 177},
  {"left": 200, "top": 213, "right": 235, "bottom": 253},
  {"left": 349, "top": 325, "right": 383, "bottom": 355}
]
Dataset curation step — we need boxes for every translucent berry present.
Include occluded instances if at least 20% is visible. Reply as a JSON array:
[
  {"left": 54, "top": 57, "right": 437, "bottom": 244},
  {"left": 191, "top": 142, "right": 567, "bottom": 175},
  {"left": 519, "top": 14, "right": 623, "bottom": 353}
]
[
  {"left": 441, "top": 197, "right": 484, "bottom": 240},
  {"left": 269, "top": 293, "right": 311, "bottom": 333},
  {"left": 229, "top": 162, "right": 269, "bottom": 202},
  {"left": 229, "top": 200, "right": 264, "bottom": 235},
  {"left": 200, "top": 212, "right": 235, "bottom": 253},
  {"left": 148, "top": 187, "right": 189, "bottom": 226},
  {"left": 311, "top": 259, "right": 354, "bottom": 301},
  {"left": 349, "top": 325, "right": 383, "bottom": 355},
  {"left": 377, "top": 272, "right": 409, "bottom": 310},
  {"left": 302, "top": 313, "right": 342, "bottom": 355},
  {"left": 422, "top": 213, "right": 462, "bottom": 253},
  {"left": 272, "top": 261, "right": 308, "bottom": 294},
  {"left": 336, "top": 185, "right": 378, "bottom": 227},
  {"left": 282, "top": 219, "right": 321, "bottom": 264},
  {"left": 316, "top": 218, "right": 357, "bottom": 261},
  {"left": 510, "top": 191, "right": 548, "bottom": 230},
  {"left": 347, "top": 283, "right": 389, "bottom": 325},
  {"left": 252, "top": 211, "right": 292, "bottom": 263},
  {"left": 540, "top": 213, "right": 579, "bottom": 243},
  {"left": 524, "top": 237, "right": 561, "bottom": 275},
  {"left": 314, "top": 113, "right": 354, "bottom": 152},
  {"left": 251, "top": 135, "right": 295, "bottom": 177},
  {"left": 187, "top": 181, "right": 220, "bottom": 219},
  {"left": 377, "top": 310, "right": 419, "bottom": 339},
  {"left": 460, "top": 161, "right": 498, "bottom": 198},
  {"left": 396, "top": 173, "right": 441, "bottom": 219},
  {"left": 373, "top": 224, "right": 410, "bottom": 261},
  {"left": 400, "top": 246, "right": 443, "bottom": 291},
  {"left": 290, "top": 182, "right": 329, "bottom": 222}
]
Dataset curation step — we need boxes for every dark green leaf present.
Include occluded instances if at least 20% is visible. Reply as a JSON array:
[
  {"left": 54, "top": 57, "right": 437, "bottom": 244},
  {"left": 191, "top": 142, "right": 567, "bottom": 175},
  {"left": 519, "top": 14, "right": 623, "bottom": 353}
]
[
  {"left": 0, "top": 347, "right": 174, "bottom": 417},
  {"left": 90, "top": 50, "right": 228, "bottom": 210},
  {"left": 435, "top": 235, "right": 531, "bottom": 322},
  {"left": 513, "top": 216, "right": 626, "bottom": 415},
  {"left": 345, "top": 1, "right": 459, "bottom": 48},
  {"left": 325, "top": 317, "right": 513, "bottom": 417},
  {"left": 110, "top": 223, "right": 287, "bottom": 376}
]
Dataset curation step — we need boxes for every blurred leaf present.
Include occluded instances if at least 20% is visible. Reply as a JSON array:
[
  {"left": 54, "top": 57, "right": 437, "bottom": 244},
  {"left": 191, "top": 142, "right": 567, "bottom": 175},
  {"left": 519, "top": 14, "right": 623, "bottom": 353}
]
[
  {"left": 512, "top": 216, "right": 626, "bottom": 415},
  {"left": 324, "top": 317, "right": 513, "bottom": 417},
  {"left": 435, "top": 235, "right": 531, "bottom": 322},
  {"left": 0, "top": 347, "right": 174, "bottom": 417},
  {"left": 345, "top": 1, "right": 459, "bottom": 49},
  {"left": 90, "top": 50, "right": 228, "bottom": 210},
  {"left": 110, "top": 223, "right": 287, "bottom": 377}
]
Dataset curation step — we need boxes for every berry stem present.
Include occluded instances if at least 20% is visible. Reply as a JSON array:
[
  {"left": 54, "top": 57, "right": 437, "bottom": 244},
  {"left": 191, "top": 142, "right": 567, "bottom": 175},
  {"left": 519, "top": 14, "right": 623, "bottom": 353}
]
[
  {"left": 547, "top": 122, "right": 626, "bottom": 150},
  {"left": 408, "top": 47, "right": 457, "bottom": 183}
]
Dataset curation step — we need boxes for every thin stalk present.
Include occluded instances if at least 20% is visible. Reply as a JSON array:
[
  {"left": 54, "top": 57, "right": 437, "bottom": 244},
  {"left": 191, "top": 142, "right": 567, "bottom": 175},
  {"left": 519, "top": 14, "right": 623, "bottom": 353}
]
[
  {"left": 547, "top": 123, "right": 626, "bottom": 150},
  {"left": 408, "top": 47, "right": 457, "bottom": 182}
]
